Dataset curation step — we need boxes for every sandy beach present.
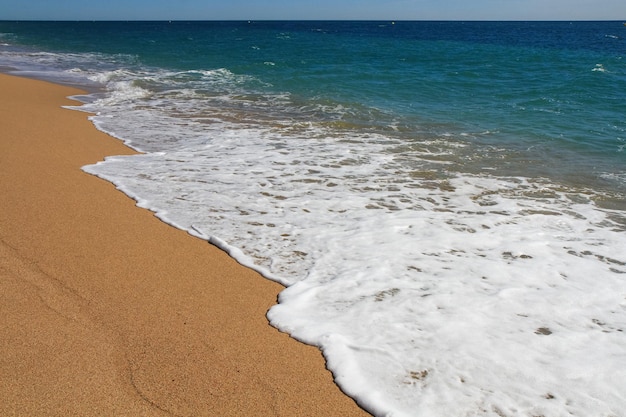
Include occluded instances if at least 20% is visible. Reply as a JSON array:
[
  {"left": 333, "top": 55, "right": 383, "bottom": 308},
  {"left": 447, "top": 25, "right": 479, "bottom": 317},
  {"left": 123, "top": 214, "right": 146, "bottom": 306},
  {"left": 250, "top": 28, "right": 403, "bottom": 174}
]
[{"left": 0, "top": 73, "right": 369, "bottom": 416}]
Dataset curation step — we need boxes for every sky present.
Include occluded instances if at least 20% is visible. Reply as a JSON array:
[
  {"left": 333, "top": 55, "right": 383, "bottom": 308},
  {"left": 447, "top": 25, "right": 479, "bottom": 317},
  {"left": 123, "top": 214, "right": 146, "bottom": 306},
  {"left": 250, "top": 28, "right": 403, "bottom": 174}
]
[{"left": 0, "top": 0, "right": 625, "bottom": 21}]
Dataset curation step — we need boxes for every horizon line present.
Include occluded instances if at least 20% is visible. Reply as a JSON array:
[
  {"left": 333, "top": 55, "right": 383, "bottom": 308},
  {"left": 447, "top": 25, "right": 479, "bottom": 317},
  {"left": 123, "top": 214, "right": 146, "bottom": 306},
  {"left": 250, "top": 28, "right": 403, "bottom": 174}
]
[{"left": 2, "top": 18, "right": 625, "bottom": 22}]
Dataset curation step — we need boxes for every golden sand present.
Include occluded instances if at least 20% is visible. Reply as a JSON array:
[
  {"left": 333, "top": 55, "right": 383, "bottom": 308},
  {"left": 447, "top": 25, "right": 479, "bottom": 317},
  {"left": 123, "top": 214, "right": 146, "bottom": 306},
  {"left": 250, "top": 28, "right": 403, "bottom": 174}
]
[{"left": 0, "top": 73, "right": 369, "bottom": 416}]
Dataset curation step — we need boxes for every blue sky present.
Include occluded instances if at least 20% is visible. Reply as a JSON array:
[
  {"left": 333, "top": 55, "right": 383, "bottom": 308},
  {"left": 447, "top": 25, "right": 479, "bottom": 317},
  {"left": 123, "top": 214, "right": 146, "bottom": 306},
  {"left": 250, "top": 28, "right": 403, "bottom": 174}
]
[{"left": 1, "top": 0, "right": 625, "bottom": 21}]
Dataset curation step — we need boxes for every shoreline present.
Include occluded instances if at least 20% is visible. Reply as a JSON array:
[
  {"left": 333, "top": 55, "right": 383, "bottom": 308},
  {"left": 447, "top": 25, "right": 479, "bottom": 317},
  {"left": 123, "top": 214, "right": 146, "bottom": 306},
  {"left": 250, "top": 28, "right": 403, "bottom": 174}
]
[{"left": 0, "top": 73, "right": 369, "bottom": 416}]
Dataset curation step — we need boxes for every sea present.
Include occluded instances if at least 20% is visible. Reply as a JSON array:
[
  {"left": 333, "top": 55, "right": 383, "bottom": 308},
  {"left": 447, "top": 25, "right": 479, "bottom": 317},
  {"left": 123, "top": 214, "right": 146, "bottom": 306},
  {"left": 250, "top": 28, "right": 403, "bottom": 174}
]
[{"left": 1, "top": 20, "right": 625, "bottom": 417}]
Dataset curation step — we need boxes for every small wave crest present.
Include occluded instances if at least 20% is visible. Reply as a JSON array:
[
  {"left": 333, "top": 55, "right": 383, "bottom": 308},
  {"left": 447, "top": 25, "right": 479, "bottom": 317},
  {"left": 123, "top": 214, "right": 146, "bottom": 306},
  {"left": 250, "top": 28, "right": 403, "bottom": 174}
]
[{"left": 592, "top": 63, "right": 607, "bottom": 72}]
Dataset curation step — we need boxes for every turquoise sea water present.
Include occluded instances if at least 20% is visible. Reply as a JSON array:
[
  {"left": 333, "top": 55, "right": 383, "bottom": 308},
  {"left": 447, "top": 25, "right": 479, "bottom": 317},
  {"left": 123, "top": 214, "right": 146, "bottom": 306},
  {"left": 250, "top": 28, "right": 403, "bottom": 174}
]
[
  {"left": 2, "top": 21, "right": 625, "bottom": 189},
  {"left": 2, "top": 21, "right": 625, "bottom": 416}
]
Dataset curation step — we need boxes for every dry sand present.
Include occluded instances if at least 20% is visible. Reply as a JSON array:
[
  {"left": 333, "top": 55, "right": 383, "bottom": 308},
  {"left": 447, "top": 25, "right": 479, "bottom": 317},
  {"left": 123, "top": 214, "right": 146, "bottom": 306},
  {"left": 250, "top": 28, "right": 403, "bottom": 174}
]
[{"left": 0, "top": 73, "right": 370, "bottom": 416}]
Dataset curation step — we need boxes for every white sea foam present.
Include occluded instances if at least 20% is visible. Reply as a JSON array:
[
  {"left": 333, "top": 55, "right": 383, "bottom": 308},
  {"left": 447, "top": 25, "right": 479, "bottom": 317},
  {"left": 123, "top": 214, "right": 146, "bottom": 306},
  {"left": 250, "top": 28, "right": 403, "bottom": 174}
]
[{"left": 82, "top": 90, "right": 626, "bottom": 416}]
